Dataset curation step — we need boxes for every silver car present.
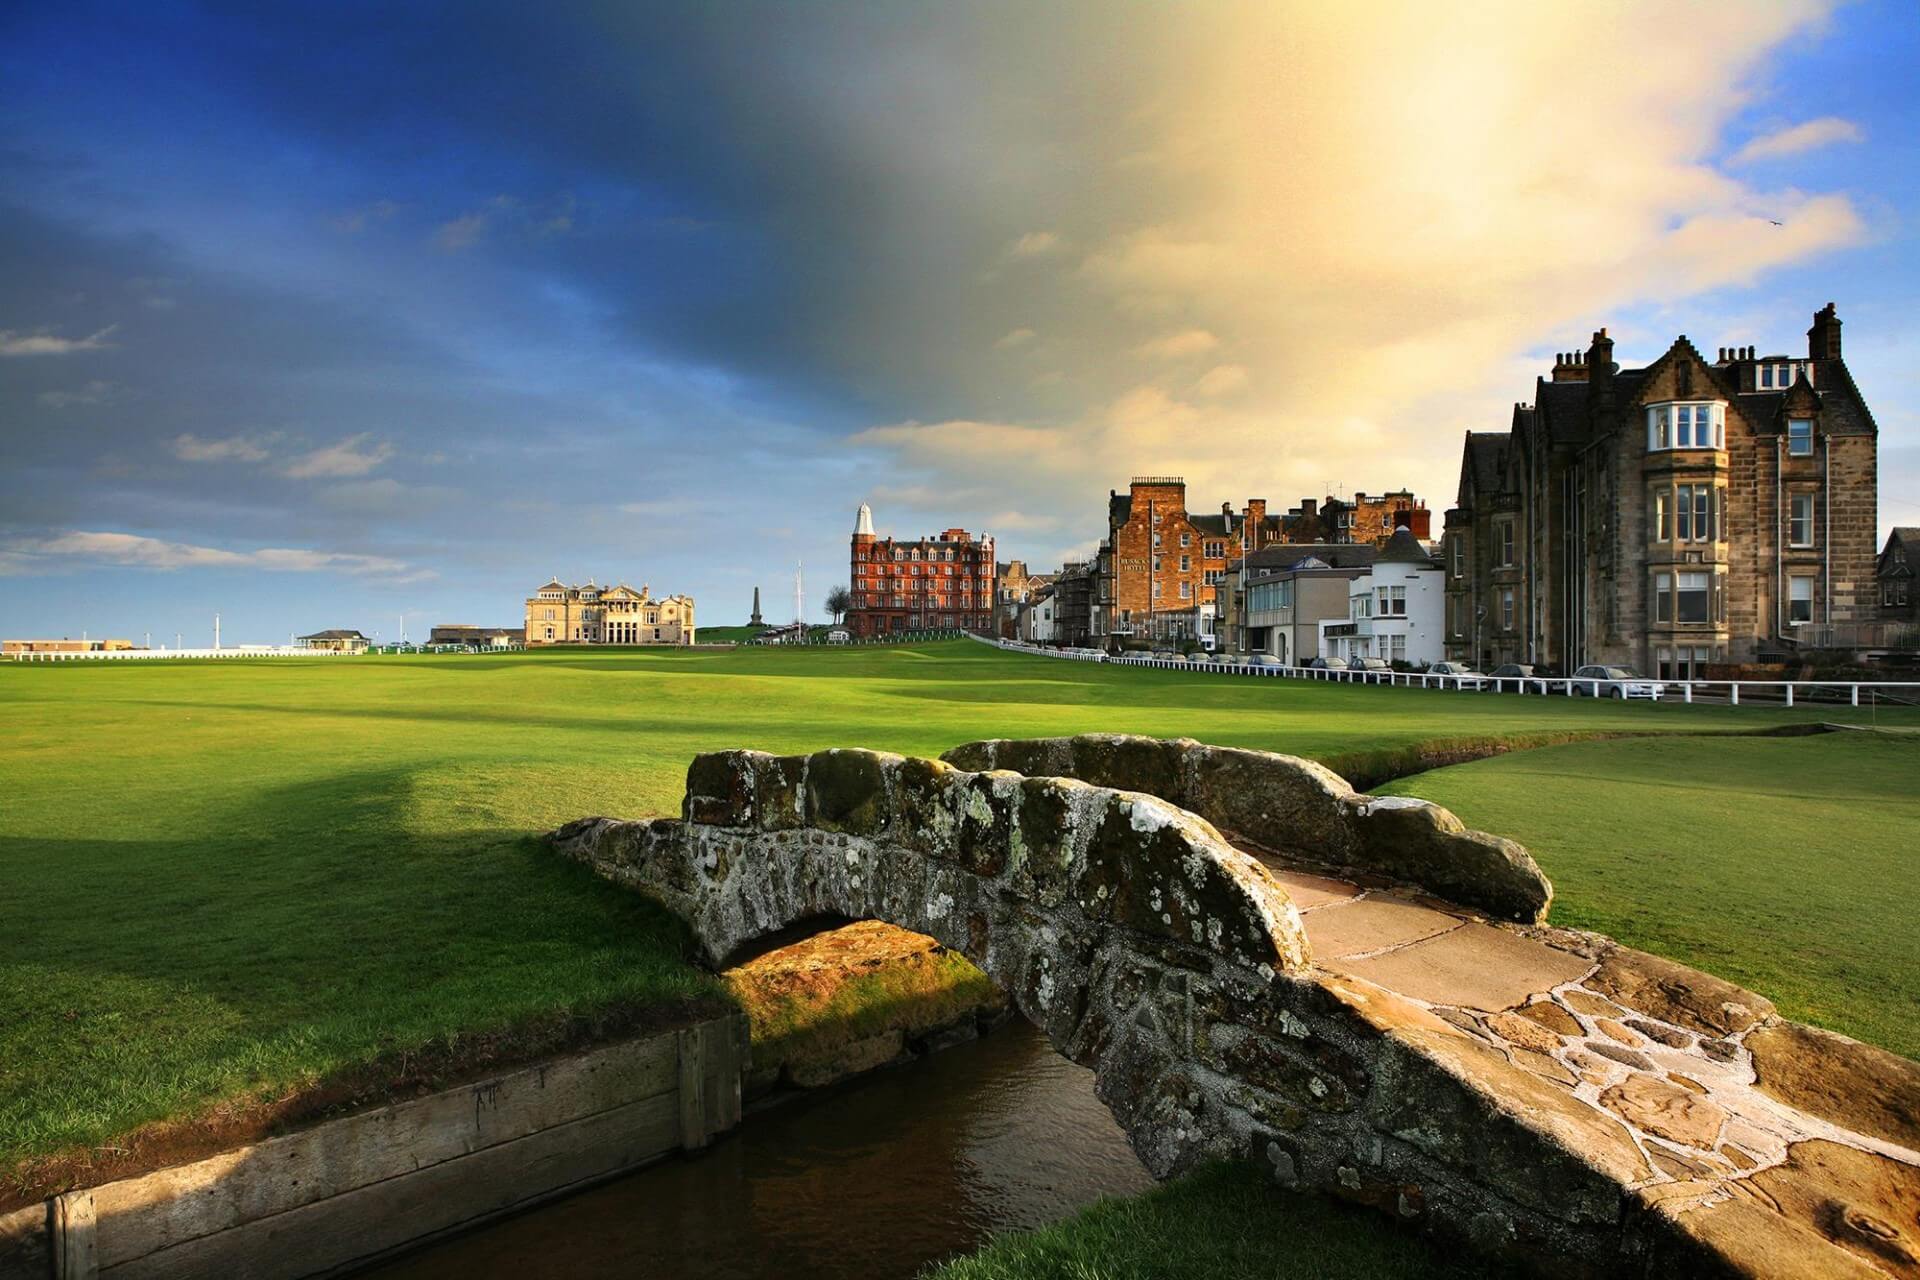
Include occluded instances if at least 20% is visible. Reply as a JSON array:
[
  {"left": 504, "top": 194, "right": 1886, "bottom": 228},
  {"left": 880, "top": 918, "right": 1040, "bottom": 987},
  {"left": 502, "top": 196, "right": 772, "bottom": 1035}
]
[
  {"left": 1427, "top": 661, "right": 1488, "bottom": 690},
  {"left": 1571, "top": 664, "right": 1666, "bottom": 700}
]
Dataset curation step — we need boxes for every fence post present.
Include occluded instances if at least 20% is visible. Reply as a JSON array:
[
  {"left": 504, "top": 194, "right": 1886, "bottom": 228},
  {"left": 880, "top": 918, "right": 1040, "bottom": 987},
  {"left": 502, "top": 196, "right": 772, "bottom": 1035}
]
[
  {"left": 1730, "top": 682, "right": 1740, "bottom": 706},
  {"left": 1851, "top": 684, "right": 1860, "bottom": 708},
  {"left": 1784, "top": 684, "right": 1794, "bottom": 709}
]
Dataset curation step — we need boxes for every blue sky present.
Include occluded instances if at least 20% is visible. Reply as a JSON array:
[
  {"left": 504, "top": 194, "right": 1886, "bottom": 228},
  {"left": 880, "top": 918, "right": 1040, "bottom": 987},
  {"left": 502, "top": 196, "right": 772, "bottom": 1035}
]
[{"left": 2, "top": 0, "right": 1915, "bottom": 642}]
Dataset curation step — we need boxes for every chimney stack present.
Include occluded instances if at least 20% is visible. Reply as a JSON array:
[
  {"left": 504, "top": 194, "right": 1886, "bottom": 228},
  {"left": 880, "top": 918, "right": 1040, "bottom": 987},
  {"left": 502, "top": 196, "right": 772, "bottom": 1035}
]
[
  {"left": 1808, "top": 302, "right": 1842, "bottom": 362},
  {"left": 1551, "top": 349, "right": 1590, "bottom": 383}
]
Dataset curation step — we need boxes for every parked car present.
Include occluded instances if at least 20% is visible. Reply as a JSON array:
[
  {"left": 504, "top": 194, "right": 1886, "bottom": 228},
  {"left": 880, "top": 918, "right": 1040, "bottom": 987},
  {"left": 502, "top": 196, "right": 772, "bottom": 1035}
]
[
  {"left": 1306, "top": 656, "right": 1349, "bottom": 679},
  {"left": 1488, "top": 663, "right": 1561, "bottom": 694},
  {"left": 1427, "top": 661, "right": 1488, "bottom": 690},
  {"left": 1250, "top": 653, "right": 1286, "bottom": 668},
  {"left": 1348, "top": 656, "right": 1391, "bottom": 683},
  {"left": 1571, "top": 665, "right": 1666, "bottom": 700}
]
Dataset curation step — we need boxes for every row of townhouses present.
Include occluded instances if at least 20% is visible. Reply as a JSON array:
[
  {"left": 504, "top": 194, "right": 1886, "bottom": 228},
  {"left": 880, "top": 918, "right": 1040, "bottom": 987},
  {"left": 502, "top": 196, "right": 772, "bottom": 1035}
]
[{"left": 1000, "top": 304, "right": 1907, "bottom": 673}]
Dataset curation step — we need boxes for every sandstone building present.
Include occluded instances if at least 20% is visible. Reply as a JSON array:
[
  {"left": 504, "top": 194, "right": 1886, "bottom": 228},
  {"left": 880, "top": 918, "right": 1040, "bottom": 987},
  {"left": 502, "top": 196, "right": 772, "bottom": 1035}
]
[
  {"left": 847, "top": 504, "right": 996, "bottom": 637},
  {"left": 1443, "top": 305, "right": 1879, "bottom": 676},
  {"left": 524, "top": 580, "right": 695, "bottom": 645},
  {"left": 1880, "top": 528, "right": 1917, "bottom": 628},
  {"left": 993, "top": 560, "right": 1056, "bottom": 639}
]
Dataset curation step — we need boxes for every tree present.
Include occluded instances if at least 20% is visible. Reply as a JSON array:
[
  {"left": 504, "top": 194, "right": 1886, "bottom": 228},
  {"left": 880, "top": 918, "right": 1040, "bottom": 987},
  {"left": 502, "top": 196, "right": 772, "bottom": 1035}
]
[{"left": 825, "top": 586, "right": 852, "bottom": 623}]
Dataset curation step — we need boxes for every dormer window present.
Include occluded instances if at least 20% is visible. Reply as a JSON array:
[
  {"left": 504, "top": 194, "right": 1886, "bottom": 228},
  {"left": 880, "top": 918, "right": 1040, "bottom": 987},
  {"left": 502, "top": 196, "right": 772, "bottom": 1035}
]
[
  {"left": 1648, "top": 402, "right": 1725, "bottom": 452},
  {"left": 1758, "top": 361, "right": 1812, "bottom": 390}
]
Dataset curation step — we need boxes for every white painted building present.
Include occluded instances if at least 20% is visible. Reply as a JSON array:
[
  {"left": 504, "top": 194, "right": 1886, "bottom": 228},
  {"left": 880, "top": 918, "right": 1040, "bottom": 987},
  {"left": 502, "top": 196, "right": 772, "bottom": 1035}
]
[
  {"left": 1319, "top": 528, "right": 1446, "bottom": 666},
  {"left": 1021, "top": 586, "right": 1058, "bottom": 643}
]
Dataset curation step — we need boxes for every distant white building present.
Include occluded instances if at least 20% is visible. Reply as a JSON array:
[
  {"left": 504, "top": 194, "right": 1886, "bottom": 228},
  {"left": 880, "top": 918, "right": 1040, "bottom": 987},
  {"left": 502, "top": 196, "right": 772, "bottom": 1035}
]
[
  {"left": 1022, "top": 585, "right": 1059, "bottom": 644},
  {"left": 1319, "top": 529, "right": 1445, "bottom": 666}
]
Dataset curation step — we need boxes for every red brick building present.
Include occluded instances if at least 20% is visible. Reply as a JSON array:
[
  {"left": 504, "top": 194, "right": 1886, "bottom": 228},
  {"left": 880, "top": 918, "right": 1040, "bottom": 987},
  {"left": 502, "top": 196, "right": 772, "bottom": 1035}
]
[{"left": 847, "top": 503, "right": 996, "bottom": 637}]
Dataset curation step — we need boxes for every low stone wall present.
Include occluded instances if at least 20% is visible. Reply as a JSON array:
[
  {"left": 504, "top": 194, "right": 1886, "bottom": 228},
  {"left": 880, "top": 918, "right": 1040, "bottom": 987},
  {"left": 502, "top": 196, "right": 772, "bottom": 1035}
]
[
  {"left": 551, "top": 745, "right": 1920, "bottom": 1279},
  {"left": 940, "top": 734, "right": 1552, "bottom": 923},
  {"left": 0, "top": 1018, "right": 744, "bottom": 1280}
]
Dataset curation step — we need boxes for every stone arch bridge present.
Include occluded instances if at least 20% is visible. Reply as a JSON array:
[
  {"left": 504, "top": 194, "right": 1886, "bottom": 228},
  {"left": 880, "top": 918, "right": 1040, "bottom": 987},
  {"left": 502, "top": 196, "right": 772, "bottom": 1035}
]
[{"left": 550, "top": 735, "right": 1920, "bottom": 1279}]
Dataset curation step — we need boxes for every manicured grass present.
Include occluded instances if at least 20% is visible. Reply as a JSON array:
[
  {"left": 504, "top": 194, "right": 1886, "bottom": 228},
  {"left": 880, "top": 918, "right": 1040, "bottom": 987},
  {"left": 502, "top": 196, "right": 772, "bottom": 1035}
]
[
  {"left": 1, "top": 641, "right": 1912, "bottom": 1178},
  {"left": 1385, "top": 731, "right": 1920, "bottom": 1058},
  {"left": 927, "top": 1161, "right": 1522, "bottom": 1280}
]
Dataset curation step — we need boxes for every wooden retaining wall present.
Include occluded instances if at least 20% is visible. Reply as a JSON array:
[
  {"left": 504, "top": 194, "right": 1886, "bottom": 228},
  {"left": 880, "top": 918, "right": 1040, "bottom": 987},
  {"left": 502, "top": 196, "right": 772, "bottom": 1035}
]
[{"left": 0, "top": 1016, "right": 745, "bottom": 1280}]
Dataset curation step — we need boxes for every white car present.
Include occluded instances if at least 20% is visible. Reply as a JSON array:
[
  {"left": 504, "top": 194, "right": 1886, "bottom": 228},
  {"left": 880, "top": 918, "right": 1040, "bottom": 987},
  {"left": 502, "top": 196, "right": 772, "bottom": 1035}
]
[
  {"left": 1571, "top": 665, "right": 1666, "bottom": 700},
  {"left": 1426, "top": 661, "right": 1488, "bottom": 690}
]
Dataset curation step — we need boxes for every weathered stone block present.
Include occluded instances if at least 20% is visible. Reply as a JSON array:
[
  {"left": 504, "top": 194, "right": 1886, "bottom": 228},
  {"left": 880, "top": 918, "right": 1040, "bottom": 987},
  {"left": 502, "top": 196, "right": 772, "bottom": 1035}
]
[
  {"left": 1069, "top": 733, "right": 1183, "bottom": 797},
  {"left": 1182, "top": 743, "right": 1357, "bottom": 862},
  {"left": 751, "top": 753, "right": 808, "bottom": 831},
  {"left": 802, "top": 749, "right": 894, "bottom": 836},
  {"left": 1349, "top": 796, "right": 1552, "bottom": 923},
  {"left": 684, "top": 750, "right": 759, "bottom": 827}
]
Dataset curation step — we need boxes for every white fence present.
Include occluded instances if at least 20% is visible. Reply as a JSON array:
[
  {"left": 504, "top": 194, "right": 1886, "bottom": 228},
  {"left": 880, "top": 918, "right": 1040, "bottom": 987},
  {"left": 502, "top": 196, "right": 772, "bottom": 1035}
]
[
  {"left": 973, "top": 635, "right": 1920, "bottom": 708},
  {"left": 6, "top": 646, "right": 357, "bottom": 663}
]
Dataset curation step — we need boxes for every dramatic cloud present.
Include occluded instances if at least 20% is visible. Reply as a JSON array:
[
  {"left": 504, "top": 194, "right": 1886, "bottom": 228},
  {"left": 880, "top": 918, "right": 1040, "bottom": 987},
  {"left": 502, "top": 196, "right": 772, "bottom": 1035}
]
[
  {"left": 1, "top": 530, "right": 417, "bottom": 577},
  {"left": 0, "top": 325, "right": 117, "bottom": 357},
  {"left": 817, "top": 0, "right": 1866, "bottom": 547},
  {"left": 1731, "top": 116, "right": 1865, "bottom": 164},
  {"left": 281, "top": 434, "right": 394, "bottom": 479},
  {"left": 171, "top": 433, "right": 272, "bottom": 463}
]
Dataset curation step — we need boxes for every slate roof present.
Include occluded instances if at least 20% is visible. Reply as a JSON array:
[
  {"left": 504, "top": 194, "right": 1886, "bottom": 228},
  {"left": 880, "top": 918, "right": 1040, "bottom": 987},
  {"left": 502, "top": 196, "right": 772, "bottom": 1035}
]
[
  {"left": 1241, "top": 542, "right": 1376, "bottom": 576},
  {"left": 1375, "top": 527, "right": 1436, "bottom": 565},
  {"left": 1465, "top": 432, "right": 1510, "bottom": 493}
]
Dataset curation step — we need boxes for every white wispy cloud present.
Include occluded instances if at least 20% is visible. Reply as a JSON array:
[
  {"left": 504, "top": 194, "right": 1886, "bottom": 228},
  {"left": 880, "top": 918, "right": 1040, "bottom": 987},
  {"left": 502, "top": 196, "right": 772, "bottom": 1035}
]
[
  {"left": 330, "top": 199, "right": 400, "bottom": 233},
  {"left": 0, "top": 325, "right": 118, "bottom": 357},
  {"left": 1008, "top": 231, "right": 1061, "bottom": 257},
  {"left": 1730, "top": 116, "right": 1864, "bottom": 165},
  {"left": 38, "top": 381, "right": 115, "bottom": 408},
  {"left": 1133, "top": 329, "right": 1219, "bottom": 360},
  {"left": 995, "top": 327, "right": 1038, "bottom": 349},
  {"left": 281, "top": 433, "right": 394, "bottom": 479},
  {"left": 433, "top": 211, "right": 489, "bottom": 252},
  {"left": 171, "top": 433, "right": 273, "bottom": 463},
  {"left": 0, "top": 531, "right": 422, "bottom": 579}
]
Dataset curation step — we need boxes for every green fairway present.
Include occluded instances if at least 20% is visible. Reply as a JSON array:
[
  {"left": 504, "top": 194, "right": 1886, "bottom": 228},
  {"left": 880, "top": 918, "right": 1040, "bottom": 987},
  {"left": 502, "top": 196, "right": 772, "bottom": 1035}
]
[
  {"left": 1, "top": 640, "right": 1913, "bottom": 1178},
  {"left": 1385, "top": 731, "right": 1920, "bottom": 1058}
]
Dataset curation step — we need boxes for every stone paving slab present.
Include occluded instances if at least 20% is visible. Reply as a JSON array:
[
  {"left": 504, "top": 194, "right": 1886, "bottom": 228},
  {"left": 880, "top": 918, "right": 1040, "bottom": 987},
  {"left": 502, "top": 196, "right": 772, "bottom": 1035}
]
[
  {"left": 1297, "top": 895, "right": 1460, "bottom": 961},
  {"left": 1265, "top": 866, "right": 1358, "bottom": 910},
  {"left": 1334, "top": 917, "right": 1592, "bottom": 1012}
]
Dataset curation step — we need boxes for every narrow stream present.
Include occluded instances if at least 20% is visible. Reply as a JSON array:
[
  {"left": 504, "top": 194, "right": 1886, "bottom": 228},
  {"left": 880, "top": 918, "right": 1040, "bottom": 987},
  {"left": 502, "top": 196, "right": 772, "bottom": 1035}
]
[{"left": 367, "top": 1021, "right": 1154, "bottom": 1279}]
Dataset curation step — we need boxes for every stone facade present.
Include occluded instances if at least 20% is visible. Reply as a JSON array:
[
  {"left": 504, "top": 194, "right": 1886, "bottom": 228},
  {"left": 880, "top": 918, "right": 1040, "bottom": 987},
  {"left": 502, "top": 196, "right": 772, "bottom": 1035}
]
[
  {"left": 994, "top": 560, "right": 1055, "bottom": 639},
  {"left": 1443, "top": 306, "right": 1880, "bottom": 675},
  {"left": 1879, "top": 528, "right": 1917, "bottom": 628},
  {"left": 551, "top": 739, "right": 1920, "bottom": 1279},
  {"left": 524, "top": 580, "right": 695, "bottom": 645},
  {"left": 847, "top": 504, "right": 996, "bottom": 638}
]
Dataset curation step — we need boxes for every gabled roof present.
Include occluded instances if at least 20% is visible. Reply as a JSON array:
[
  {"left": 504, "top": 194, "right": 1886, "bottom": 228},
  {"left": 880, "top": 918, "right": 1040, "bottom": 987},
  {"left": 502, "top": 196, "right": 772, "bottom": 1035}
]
[
  {"left": 1881, "top": 528, "right": 1919, "bottom": 575},
  {"left": 299, "top": 629, "right": 369, "bottom": 640},
  {"left": 1463, "top": 431, "right": 1510, "bottom": 496}
]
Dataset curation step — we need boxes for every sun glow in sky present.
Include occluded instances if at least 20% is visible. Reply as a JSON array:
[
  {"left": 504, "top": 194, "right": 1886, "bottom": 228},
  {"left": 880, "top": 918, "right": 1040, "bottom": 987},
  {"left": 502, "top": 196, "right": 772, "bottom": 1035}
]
[{"left": 2, "top": 1, "right": 1916, "bottom": 639}]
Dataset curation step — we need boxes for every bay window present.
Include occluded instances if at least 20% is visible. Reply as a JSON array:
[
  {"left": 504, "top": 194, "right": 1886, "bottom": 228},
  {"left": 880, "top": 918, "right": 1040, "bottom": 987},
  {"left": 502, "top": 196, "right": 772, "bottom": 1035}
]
[
  {"left": 1654, "top": 572, "right": 1672, "bottom": 623},
  {"left": 1655, "top": 489, "right": 1670, "bottom": 541},
  {"left": 1375, "top": 585, "right": 1407, "bottom": 617},
  {"left": 1674, "top": 485, "right": 1714, "bottom": 542},
  {"left": 1648, "top": 402, "right": 1725, "bottom": 452}
]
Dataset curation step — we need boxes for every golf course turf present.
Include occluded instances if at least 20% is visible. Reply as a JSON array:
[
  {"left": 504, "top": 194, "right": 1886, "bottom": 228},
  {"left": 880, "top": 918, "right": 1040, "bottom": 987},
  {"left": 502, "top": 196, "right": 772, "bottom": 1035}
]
[{"left": 3, "top": 640, "right": 1914, "bottom": 1198}]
